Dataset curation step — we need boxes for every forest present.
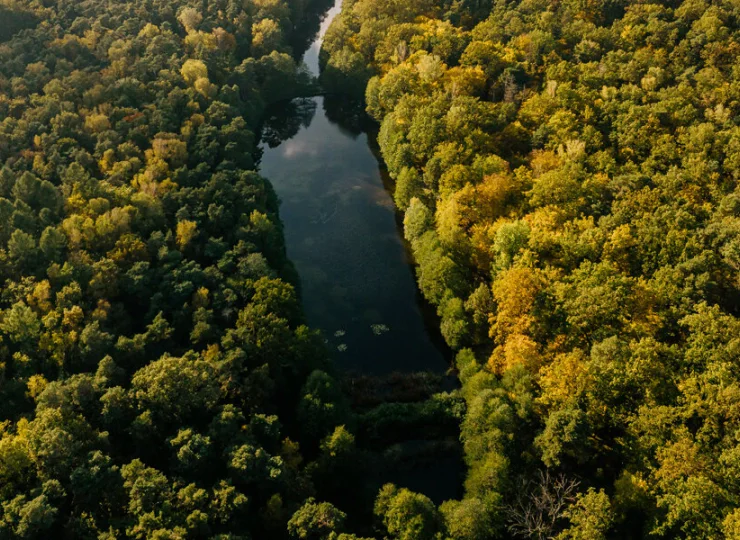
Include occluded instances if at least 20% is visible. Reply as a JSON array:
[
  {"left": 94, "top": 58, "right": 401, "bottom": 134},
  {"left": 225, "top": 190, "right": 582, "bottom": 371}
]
[
  {"left": 1, "top": 0, "right": 740, "bottom": 538},
  {"left": 321, "top": 0, "right": 740, "bottom": 537},
  {"left": 0, "top": 0, "right": 362, "bottom": 537}
]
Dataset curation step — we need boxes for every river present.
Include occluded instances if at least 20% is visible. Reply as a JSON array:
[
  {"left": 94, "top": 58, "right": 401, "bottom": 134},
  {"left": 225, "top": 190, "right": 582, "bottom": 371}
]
[
  {"left": 258, "top": 0, "right": 463, "bottom": 507},
  {"left": 258, "top": 0, "right": 449, "bottom": 376}
]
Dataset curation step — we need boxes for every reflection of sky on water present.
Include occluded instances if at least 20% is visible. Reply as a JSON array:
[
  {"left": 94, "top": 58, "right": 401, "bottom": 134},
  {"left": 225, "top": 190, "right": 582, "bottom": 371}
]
[
  {"left": 301, "top": 0, "right": 343, "bottom": 76},
  {"left": 281, "top": 139, "right": 319, "bottom": 158},
  {"left": 262, "top": 0, "right": 461, "bottom": 502},
  {"left": 258, "top": 97, "right": 447, "bottom": 375}
]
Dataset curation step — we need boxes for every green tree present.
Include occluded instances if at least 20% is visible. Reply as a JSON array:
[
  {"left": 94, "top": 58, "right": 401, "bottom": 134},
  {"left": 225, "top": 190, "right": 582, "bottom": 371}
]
[
  {"left": 288, "top": 498, "right": 347, "bottom": 539},
  {"left": 374, "top": 484, "right": 445, "bottom": 540}
]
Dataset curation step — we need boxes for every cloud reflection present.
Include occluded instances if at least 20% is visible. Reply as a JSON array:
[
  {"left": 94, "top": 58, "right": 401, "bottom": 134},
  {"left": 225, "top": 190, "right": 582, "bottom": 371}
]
[{"left": 281, "top": 139, "right": 319, "bottom": 158}]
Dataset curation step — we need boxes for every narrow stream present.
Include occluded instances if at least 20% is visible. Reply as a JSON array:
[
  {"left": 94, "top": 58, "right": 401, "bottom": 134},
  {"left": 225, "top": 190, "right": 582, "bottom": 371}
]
[{"left": 258, "top": 0, "right": 448, "bottom": 376}]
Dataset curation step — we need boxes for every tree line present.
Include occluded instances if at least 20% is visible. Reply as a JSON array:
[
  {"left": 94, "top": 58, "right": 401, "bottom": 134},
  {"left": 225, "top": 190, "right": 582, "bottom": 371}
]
[
  {"left": 0, "top": 0, "right": 382, "bottom": 537},
  {"left": 322, "top": 0, "right": 740, "bottom": 537}
]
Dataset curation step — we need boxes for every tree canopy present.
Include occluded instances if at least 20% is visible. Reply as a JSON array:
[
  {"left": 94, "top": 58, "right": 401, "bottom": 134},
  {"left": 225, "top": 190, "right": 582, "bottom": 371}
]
[
  {"left": 323, "top": 0, "right": 740, "bottom": 537},
  {"left": 0, "top": 0, "right": 347, "bottom": 537}
]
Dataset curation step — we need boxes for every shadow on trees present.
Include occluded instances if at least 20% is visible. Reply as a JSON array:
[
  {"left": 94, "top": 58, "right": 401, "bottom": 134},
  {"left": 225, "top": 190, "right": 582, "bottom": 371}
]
[{"left": 0, "top": 4, "right": 38, "bottom": 42}]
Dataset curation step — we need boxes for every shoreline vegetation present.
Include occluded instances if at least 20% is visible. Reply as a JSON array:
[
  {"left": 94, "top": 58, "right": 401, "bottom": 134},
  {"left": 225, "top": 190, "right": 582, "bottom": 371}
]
[
  {"left": 3, "top": 0, "right": 740, "bottom": 537},
  {"left": 0, "top": 0, "right": 463, "bottom": 537},
  {"left": 321, "top": 0, "right": 740, "bottom": 537}
]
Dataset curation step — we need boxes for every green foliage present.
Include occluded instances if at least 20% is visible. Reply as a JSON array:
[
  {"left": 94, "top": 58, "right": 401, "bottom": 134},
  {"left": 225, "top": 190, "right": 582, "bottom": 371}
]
[
  {"left": 0, "top": 0, "right": 346, "bottom": 537},
  {"left": 298, "top": 370, "right": 352, "bottom": 443},
  {"left": 358, "top": 393, "right": 464, "bottom": 443},
  {"left": 535, "top": 407, "right": 591, "bottom": 468},
  {"left": 439, "top": 497, "right": 495, "bottom": 540},
  {"left": 438, "top": 295, "right": 468, "bottom": 350},
  {"left": 323, "top": 0, "right": 740, "bottom": 535},
  {"left": 0, "top": 494, "right": 57, "bottom": 539},
  {"left": 374, "top": 484, "right": 445, "bottom": 540},
  {"left": 557, "top": 489, "right": 614, "bottom": 540},
  {"left": 288, "top": 498, "right": 346, "bottom": 539},
  {"left": 131, "top": 353, "right": 220, "bottom": 425},
  {"left": 7, "top": 0, "right": 740, "bottom": 534}
]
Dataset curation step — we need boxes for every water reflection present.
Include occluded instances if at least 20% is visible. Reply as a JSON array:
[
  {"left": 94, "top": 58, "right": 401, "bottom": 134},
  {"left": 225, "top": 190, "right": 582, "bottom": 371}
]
[
  {"left": 323, "top": 96, "right": 370, "bottom": 137},
  {"left": 262, "top": 0, "right": 462, "bottom": 505},
  {"left": 259, "top": 97, "right": 448, "bottom": 375},
  {"left": 261, "top": 98, "right": 318, "bottom": 149},
  {"left": 289, "top": 0, "right": 338, "bottom": 67},
  {"left": 300, "top": 0, "right": 343, "bottom": 76}
]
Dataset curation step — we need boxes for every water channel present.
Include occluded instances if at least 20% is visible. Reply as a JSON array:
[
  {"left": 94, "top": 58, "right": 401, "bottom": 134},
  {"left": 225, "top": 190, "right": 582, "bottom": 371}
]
[
  {"left": 259, "top": 0, "right": 449, "bottom": 376},
  {"left": 258, "top": 0, "right": 463, "bottom": 505}
]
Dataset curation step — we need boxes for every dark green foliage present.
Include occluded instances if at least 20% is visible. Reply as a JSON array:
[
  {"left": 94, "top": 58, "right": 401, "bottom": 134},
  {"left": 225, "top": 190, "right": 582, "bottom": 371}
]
[
  {"left": 288, "top": 498, "right": 347, "bottom": 539},
  {"left": 374, "top": 484, "right": 445, "bottom": 540},
  {"left": 0, "top": 0, "right": 347, "bottom": 537}
]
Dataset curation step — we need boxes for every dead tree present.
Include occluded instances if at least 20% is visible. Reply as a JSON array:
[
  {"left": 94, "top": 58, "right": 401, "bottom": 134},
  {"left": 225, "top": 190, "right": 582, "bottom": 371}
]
[{"left": 504, "top": 470, "right": 580, "bottom": 540}]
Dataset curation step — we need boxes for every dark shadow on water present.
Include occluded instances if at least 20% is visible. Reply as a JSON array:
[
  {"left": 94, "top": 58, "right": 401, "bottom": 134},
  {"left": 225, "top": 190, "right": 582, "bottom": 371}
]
[
  {"left": 322, "top": 95, "right": 371, "bottom": 139},
  {"left": 261, "top": 98, "right": 318, "bottom": 148},
  {"left": 258, "top": 95, "right": 451, "bottom": 376},
  {"left": 384, "top": 446, "right": 466, "bottom": 505},
  {"left": 289, "top": 0, "right": 337, "bottom": 60}
]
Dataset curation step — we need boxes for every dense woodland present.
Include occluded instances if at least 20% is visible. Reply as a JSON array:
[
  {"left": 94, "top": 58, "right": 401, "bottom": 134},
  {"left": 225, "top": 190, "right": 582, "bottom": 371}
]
[
  {"left": 3, "top": 0, "right": 740, "bottom": 538},
  {"left": 0, "top": 0, "right": 374, "bottom": 537},
  {"left": 321, "top": 0, "right": 740, "bottom": 537}
]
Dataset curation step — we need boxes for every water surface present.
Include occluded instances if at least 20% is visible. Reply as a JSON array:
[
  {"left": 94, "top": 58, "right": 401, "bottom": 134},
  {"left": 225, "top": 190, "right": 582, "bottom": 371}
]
[
  {"left": 258, "top": 1, "right": 447, "bottom": 376},
  {"left": 260, "top": 97, "right": 447, "bottom": 375},
  {"left": 257, "top": 0, "right": 463, "bottom": 506}
]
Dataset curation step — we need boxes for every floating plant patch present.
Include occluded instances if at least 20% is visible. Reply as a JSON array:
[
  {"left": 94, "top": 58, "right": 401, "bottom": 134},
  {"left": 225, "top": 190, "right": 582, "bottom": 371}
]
[{"left": 371, "top": 324, "right": 389, "bottom": 335}]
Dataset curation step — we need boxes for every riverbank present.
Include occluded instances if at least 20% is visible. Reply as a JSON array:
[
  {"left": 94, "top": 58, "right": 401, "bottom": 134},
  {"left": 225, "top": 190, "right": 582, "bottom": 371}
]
[{"left": 255, "top": 0, "right": 465, "bottom": 513}]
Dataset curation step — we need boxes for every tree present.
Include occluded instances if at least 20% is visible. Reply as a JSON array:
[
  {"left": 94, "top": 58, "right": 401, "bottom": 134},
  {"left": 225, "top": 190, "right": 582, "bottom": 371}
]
[
  {"left": 69, "top": 451, "right": 126, "bottom": 521},
  {"left": 1, "top": 302, "right": 41, "bottom": 348},
  {"left": 504, "top": 472, "right": 580, "bottom": 540},
  {"left": 439, "top": 295, "right": 468, "bottom": 349},
  {"left": 404, "top": 198, "right": 433, "bottom": 243},
  {"left": 535, "top": 407, "right": 591, "bottom": 468},
  {"left": 252, "top": 19, "right": 284, "bottom": 58},
  {"left": 297, "top": 371, "right": 351, "bottom": 443},
  {"left": 130, "top": 353, "right": 220, "bottom": 426},
  {"left": 440, "top": 497, "right": 496, "bottom": 540},
  {"left": 557, "top": 489, "right": 613, "bottom": 540},
  {"left": 178, "top": 8, "right": 203, "bottom": 33},
  {"left": 0, "top": 494, "right": 57, "bottom": 539},
  {"left": 288, "top": 498, "right": 346, "bottom": 539},
  {"left": 8, "top": 230, "right": 38, "bottom": 271},
  {"left": 181, "top": 59, "right": 209, "bottom": 86},
  {"left": 374, "top": 484, "right": 445, "bottom": 540},
  {"left": 176, "top": 220, "right": 198, "bottom": 249},
  {"left": 39, "top": 227, "right": 66, "bottom": 262}
]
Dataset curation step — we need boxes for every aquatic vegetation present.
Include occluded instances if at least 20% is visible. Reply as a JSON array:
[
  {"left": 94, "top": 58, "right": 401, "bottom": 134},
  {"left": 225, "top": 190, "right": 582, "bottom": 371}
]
[{"left": 371, "top": 323, "right": 390, "bottom": 335}]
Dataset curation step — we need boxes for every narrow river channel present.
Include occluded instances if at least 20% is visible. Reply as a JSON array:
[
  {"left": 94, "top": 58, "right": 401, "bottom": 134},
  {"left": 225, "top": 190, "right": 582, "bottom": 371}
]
[
  {"left": 258, "top": 0, "right": 464, "bottom": 507},
  {"left": 258, "top": 0, "right": 449, "bottom": 376}
]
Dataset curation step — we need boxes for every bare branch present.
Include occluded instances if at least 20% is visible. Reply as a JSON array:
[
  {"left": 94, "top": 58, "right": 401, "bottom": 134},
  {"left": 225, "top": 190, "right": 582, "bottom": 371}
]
[{"left": 504, "top": 470, "right": 580, "bottom": 539}]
